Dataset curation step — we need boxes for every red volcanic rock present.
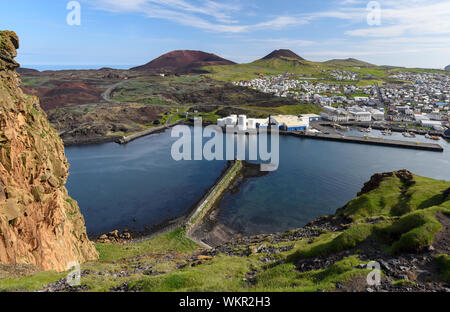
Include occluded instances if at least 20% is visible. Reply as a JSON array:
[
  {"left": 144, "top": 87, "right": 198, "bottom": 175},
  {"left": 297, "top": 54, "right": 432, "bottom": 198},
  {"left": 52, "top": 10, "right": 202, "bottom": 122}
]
[
  {"left": 22, "top": 82, "right": 103, "bottom": 110},
  {"left": 261, "top": 49, "right": 304, "bottom": 60},
  {"left": 131, "top": 50, "right": 235, "bottom": 73}
]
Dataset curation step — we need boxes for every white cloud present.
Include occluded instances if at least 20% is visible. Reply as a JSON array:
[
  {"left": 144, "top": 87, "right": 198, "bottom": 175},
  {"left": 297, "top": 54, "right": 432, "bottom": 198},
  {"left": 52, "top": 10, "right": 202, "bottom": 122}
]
[
  {"left": 88, "top": 0, "right": 311, "bottom": 33},
  {"left": 344, "top": 1, "right": 450, "bottom": 37}
]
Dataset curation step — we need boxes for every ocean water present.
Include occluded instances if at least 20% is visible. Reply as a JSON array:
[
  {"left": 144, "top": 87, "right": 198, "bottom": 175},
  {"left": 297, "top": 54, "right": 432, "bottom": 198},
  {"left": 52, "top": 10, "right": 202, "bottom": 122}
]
[
  {"left": 65, "top": 129, "right": 227, "bottom": 235},
  {"left": 21, "top": 65, "right": 136, "bottom": 71},
  {"left": 65, "top": 128, "right": 450, "bottom": 235},
  {"left": 217, "top": 130, "right": 450, "bottom": 235}
]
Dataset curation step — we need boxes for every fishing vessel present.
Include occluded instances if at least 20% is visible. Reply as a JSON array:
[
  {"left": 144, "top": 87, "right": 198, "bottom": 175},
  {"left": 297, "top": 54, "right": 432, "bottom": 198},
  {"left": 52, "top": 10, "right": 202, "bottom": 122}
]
[{"left": 402, "top": 132, "right": 416, "bottom": 138}]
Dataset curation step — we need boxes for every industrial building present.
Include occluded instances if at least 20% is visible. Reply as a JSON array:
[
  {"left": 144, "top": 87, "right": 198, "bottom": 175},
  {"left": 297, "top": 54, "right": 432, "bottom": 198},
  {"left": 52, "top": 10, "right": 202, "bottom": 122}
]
[
  {"left": 217, "top": 114, "right": 309, "bottom": 131},
  {"left": 270, "top": 115, "right": 309, "bottom": 131},
  {"left": 420, "top": 119, "right": 443, "bottom": 130}
]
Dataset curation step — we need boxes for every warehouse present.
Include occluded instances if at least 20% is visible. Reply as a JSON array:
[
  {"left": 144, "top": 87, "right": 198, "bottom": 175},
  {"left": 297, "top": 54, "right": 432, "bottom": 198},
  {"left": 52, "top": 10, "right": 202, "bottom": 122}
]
[
  {"left": 420, "top": 119, "right": 442, "bottom": 128},
  {"left": 270, "top": 115, "right": 309, "bottom": 131}
]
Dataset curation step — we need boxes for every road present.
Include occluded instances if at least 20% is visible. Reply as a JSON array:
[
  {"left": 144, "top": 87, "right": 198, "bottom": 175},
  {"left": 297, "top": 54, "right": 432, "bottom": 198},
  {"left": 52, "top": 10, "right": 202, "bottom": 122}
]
[{"left": 101, "top": 80, "right": 130, "bottom": 102}]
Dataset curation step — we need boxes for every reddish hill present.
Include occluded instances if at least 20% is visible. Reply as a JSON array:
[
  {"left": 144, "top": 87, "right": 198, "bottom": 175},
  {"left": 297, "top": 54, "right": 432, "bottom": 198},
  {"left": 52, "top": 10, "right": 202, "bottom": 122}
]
[
  {"left": 261, "top": 49, "right": 304, "bottom": 60},
  {"left": 22, "top": 81, "right": 103, "bottom": 110},
  {"left": 17, "top": 67, "right": 40, "bottom": 75},
  {"left": 130, "top": 50, "right": 235, "bottom": 73}
]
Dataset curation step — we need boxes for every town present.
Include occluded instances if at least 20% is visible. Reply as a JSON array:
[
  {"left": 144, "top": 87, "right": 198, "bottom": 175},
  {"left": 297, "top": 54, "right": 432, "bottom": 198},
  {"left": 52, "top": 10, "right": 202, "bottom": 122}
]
[{"left": 232, "top": 72, "right": 450, "bottom": 135}]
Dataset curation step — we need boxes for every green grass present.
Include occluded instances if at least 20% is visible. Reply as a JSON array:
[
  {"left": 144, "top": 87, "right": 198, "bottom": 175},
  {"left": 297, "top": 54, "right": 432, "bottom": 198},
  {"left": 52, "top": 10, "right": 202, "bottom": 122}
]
[
  {"left": 0, "top": 271, "right": 64, "bottom": 291},
  {"left": 95, "top": 228, "right": 200, "bottom": 262},
  {"left": 436, "top": 254, "right": 450, "bottom": 282},
  {"left": 129, "top": 255, "right": 369, "bottom": 292},
  {"left": 204, "top": 58, "right": 330, "bottom": 82},
  {"left": 338, "top": 175, "right": 450, "bottom": 220},
  {"left": 386, "top": 207, "right": 445, "bottom": 254},
  {"left": 288, "top": 223, "right": 379, "bottom": 261},
  {"left": 253, "top": 255, "right": 368, "bottom": 292},
  {"left": 129, "top": 255, "right": 255, "bottom": 292},
  {"left": 392, "top": 279, "right": 416, "bottom": 287}
]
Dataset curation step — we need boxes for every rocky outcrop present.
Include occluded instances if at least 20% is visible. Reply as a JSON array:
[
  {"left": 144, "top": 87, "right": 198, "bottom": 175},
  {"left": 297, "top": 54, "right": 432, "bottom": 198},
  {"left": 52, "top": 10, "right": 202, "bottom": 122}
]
[
  {"left": 357, "top": 169, "right": 413, "bottom": 196},
  {"left": 0, "top": 31, "right": 98, "bottom": 271}
]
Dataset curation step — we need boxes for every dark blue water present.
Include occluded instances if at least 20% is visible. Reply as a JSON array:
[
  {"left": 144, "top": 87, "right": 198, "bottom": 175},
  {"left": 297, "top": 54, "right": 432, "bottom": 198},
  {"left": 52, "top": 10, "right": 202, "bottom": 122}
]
[
  {"left": 65, "top": 130, "right": 226, "bottom": 234},
  {"left": 217, "top": 130, "right": 450, "bottom": 235},
  {"left": 65, "top": 128, "right": 450, "bottom": 235}
]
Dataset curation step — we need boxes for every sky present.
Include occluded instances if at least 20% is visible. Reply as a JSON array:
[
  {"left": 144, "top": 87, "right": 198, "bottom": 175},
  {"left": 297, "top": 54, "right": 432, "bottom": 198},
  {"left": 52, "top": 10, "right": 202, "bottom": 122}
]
[{"left": 1, "top": 0, "right": 449, "bottom": 69}]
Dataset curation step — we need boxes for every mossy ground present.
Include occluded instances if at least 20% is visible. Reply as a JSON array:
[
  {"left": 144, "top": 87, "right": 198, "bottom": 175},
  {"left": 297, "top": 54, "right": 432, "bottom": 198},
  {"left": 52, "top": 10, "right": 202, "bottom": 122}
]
[{"left": 436, "top": 254, "right": 450, "bottom": 282}]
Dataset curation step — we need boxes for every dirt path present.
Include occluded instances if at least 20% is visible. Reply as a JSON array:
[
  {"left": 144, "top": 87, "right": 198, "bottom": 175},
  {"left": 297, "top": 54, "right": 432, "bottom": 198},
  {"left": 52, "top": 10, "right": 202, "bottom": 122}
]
[{"left": 101, "top": 80, "right": 130, "bottom": 102}]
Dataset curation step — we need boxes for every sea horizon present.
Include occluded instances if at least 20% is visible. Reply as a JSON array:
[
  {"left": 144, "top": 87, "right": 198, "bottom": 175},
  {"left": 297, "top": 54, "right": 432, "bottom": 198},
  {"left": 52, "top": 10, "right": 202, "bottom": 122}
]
[{"left": 20, "top": 64, "right": 138, "bottom": 71}]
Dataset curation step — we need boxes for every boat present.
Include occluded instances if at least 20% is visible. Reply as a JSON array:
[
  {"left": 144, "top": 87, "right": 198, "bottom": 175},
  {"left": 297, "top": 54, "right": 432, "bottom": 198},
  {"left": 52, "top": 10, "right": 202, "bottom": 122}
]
[
  {"left": 381, "top": 129, "right": 392, "bottom": 136},
  {"left": 425, "top": 134, "right": 431, "bottom": 139},
  {"left": 402, "top": 132, "right": 415, "bottom": 138},
  {"left": 430, "top": 136, "right": 440, "bottom": 141}
]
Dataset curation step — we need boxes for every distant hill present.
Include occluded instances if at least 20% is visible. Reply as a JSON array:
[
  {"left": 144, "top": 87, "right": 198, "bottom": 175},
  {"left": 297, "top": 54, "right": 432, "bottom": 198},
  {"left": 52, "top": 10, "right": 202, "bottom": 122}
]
[
  {"left": 261, "top": 49, "right": 304, "bottom": 60},
  {"left": 324, "top": 58, "right": 375, "bottom": 67},
  {"left": 445, "top": 65, "right": 450, "bottom": 71},
  {"left": 130, "top": 50, "right": 235, "bottom": 74},
  {"left": 17, "top": 67, "right": 40, "bottom": 75}
]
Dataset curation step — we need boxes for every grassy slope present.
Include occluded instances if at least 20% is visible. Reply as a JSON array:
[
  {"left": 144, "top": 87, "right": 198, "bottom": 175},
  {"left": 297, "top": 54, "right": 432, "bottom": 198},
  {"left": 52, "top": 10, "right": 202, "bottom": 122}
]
[
  {"left": 203, "top": 57, "right": 449, "bottom": 85},
  {"left": 0, "top": 173, "right": 448, "bottom": 292}
]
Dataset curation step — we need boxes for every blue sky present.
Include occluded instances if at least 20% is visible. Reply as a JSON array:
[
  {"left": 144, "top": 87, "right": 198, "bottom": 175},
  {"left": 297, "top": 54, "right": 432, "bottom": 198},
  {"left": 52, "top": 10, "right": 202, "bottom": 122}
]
[{"left": 1, "top": 0, "right": 449, "bottom": 69}]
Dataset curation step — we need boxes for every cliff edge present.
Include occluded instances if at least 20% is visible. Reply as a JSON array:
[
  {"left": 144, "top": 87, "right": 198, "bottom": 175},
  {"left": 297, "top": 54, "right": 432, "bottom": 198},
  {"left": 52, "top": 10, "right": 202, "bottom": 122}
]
[{"left": 0, "top": 31, "right": 98, "bottom": 271}]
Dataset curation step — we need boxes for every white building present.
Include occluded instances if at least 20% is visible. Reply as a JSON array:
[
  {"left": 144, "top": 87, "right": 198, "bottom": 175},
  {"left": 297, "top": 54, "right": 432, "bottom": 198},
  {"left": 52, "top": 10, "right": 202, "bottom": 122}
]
[
  {"left": 420, "top": 120, "right": 442, "bottom": 128},
  {"left": 320, "top": 106, "right": 350, "bottom": 123},
  {"left": 370, "top": 109, "right": 385, "bottom": 121},
  {"left": 270, "top": 115, "right": 309, "bottom": 131}
]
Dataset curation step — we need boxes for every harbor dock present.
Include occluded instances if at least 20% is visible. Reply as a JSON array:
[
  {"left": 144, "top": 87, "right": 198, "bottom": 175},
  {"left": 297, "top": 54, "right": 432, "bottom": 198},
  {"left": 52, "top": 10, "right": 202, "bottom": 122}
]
[
  {"left": 117, "top": 121, "right": 182, "bottom": 144},
  {"left": 286, "top": 131, "right": 444, "bottom": 152}
]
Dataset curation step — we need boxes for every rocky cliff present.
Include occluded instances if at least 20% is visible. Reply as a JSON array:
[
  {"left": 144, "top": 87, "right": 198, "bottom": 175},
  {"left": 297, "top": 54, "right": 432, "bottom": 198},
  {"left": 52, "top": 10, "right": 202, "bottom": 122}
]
[{"left": 0, "top": 31, "right": 98, "bottom": 271}]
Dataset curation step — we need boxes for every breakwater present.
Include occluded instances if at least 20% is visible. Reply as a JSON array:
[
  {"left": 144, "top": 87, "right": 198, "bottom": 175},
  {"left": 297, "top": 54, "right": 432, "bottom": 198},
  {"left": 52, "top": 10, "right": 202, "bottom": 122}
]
[
  {"left": 185, "top": 160, "right": 243, "bottom": 247},
  {"left": 117, "top": 120, "right": 182, "bottom": 144}
]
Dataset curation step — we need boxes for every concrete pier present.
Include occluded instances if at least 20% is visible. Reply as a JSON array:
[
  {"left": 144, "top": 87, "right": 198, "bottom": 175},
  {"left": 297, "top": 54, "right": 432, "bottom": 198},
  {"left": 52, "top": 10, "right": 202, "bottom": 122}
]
[
  {"left": 117, "top": 120, "right": 182, "bottom": 144},
  {"left": 286, "top": 131, "right": 444, "bottom": 152}
]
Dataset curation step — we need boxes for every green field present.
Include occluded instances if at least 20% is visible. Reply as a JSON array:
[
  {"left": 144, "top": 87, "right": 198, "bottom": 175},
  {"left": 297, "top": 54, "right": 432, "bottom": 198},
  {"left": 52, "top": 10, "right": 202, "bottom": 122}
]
[{"left": 203, "top": 56, "right": 449, "bottom": 85}]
